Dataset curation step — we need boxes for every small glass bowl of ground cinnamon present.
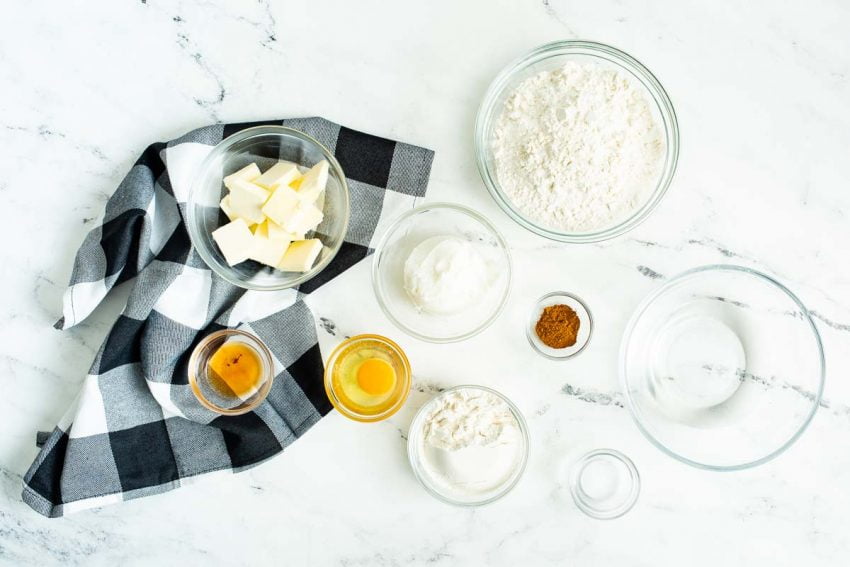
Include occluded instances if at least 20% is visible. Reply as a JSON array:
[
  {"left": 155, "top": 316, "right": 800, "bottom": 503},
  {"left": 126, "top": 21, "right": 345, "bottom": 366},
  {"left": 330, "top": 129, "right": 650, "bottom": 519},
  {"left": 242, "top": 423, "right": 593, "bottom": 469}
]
[{"left": 527, "top": 292, "right": 593, "bottom": 360}]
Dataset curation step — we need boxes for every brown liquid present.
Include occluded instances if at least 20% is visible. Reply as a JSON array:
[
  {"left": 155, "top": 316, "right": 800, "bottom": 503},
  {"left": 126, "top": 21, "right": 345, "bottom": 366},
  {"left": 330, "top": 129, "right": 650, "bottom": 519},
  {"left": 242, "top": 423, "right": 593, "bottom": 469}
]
[{"left": 207, "top": 342, "right": 262, "bottom": 398}]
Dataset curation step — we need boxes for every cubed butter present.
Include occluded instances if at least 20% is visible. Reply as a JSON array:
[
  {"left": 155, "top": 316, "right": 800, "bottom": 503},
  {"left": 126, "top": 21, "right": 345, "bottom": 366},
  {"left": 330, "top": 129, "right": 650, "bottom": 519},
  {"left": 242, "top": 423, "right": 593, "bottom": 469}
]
[
  {"left": 278, "top": 239, "right": 323, "bottom": 272},
  {"left": 223, "top": 163, "right": 261, "bottom": 191},
  {"left": 253, "top": 220, "right": 299, "bottom": 240},
  {"left": 212, "top": 218, "right": 255, "bottom": 266},
  {"left": 296, "top": 160, "right": 329, "bottom": 204},
  {"left": 220, "top": 195, "right": 237, "bottom": 221},
  {"left": 250, "top": 224, "right": 291, "bottom": 268},
  {"left": 254, "top": 161, "right": 301, "bottom": 190},
  {"left": 261, "top": 185, "right": 300, "bottom": 226},
  {"left": 280, "top": 202, "right": 323, "bottom": 235},
  {"left": 263, "top": 218, "right": 304, "bottom": 241},
  {"left": 228, "top": 178, "right": 270, "bottom": 224}
]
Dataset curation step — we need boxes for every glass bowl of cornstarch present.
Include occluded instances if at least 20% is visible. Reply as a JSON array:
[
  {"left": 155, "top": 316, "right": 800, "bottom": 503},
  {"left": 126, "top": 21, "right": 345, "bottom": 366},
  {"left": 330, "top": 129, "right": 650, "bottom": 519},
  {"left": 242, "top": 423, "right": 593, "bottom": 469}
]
[{"left": 475, "top": 40, "right": 680, "bottom": 243}]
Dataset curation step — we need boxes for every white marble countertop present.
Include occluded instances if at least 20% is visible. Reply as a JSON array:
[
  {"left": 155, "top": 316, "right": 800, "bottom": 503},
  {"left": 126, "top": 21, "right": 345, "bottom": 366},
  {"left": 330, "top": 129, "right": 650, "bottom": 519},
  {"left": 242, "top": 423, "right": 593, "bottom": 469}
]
[{"left": 2, "top": 1, "right": 850, "bottom": 565}]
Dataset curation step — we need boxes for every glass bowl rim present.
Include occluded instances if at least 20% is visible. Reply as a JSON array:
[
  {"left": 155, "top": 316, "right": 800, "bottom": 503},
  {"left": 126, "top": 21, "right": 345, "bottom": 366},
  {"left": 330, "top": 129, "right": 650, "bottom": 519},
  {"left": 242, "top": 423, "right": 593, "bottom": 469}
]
[
  {"left": 526, "top": 291, "right": 594, "bottom": 360},
  {"left": 618, "top": 263, "right": 826, "bottom": 471},
  {"left": 474, "top": 39, "right": 680, "bottom": 243},
  {"left": 406, "top": 384, "right": 530, "bottom": 506},
  {"left": 568, "top": 448, "right": 641, "bottom": 520},
  {"left": 186, "top": 125, "right": 351, "bottom": 291},
  {"left": 187, "top": 328, "right": 275, "bottom": 416},
  {"left": 371, "top": 202, "right": 513, "bottom": 343},
  {"left": 323, "top": 333, "right": 412, "bottom": 423}
]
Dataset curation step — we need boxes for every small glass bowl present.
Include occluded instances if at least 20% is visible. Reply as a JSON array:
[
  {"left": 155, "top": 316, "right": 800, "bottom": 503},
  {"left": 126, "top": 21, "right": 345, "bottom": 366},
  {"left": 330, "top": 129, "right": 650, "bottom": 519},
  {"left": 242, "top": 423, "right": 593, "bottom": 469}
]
[
  {"left": 621, "top": 265, "right": 826, "bottom": 470},
  {"left": 188, "top": 329, "right": 274, "bottom": 415},
  {"left": 527, "top": 292, "right": 593, "bottom": 360},
  {"left": 324, "top": 334, "right": 412, "bottom": 423},
  {"left": 407, "top": 385, "right": 529, "bottom": 506},
  {"left": 186, "top": 126, "right": 350, "bottom": 290},
  {"left": 474, "top": 40, "right": 680, "bottom": 243},
  {"left": 569, "top": 449, "right": 640, "bottom": 520},
  {"left": 371, "top": 203, "right": 512, "bottom": 343}
]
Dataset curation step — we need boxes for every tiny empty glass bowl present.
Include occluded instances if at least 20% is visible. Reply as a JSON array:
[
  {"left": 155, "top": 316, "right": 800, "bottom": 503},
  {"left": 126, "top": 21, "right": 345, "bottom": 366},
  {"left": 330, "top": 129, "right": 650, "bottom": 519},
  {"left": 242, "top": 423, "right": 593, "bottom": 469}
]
[
  {"left": 371, "top": 203, "right": 512, "bottom": 343},
  {"left": 407, "top": 385, "right": 529, "bottom": 506},
  {"left": 186, "top": 125, "right": 350, "bottom": 290},
  {"left": 324, "top": 334, "right": 412, "bottom": 423},
  {"left": 569, "top": 449, "right": 640, "bottom": 520},
  {"left": 188, "top": 329, "right": 274, "bottom": 415},
  {"left": 527, "top": 292, "right": 593, "bottom": 359},
  {"left": 620, "top": 265, "right": 825, "bottom": 470},
  {"left": 474, "top": 40, "right": 679, "bottom": 243}
]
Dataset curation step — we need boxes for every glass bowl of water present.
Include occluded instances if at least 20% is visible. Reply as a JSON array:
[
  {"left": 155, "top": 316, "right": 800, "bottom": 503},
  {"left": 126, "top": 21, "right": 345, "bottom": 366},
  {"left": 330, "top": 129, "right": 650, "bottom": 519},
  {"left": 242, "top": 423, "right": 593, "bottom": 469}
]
[{"left": 620, "top": 265, "right": 825, "bottom": 470}]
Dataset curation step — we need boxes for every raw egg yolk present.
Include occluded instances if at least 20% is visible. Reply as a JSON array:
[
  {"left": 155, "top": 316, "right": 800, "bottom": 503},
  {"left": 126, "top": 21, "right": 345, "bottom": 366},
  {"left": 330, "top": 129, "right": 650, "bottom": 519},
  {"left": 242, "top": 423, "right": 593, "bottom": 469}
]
[{"left": 356, "top": 358, "right": 395, "bottom": 396}]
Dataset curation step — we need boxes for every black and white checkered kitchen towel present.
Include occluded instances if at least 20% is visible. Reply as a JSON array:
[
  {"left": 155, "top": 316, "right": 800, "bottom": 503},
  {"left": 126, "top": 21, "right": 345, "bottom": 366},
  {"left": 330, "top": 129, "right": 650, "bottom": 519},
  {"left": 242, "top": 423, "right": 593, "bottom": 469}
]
[{"left": 21, "top": 117, "right": 433, "bottom": 517}]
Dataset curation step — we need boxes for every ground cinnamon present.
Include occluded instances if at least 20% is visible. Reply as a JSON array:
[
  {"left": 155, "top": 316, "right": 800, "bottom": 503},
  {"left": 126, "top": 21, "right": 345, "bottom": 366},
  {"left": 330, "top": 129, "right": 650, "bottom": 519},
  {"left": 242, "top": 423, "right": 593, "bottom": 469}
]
[{"left": 535, "top": 304, "right": 580, "bottom": 348}]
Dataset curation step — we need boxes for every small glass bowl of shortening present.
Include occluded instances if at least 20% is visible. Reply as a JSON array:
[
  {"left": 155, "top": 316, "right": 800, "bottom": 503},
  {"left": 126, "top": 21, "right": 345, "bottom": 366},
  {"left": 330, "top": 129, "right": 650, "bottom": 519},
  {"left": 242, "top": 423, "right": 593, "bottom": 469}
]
[
  {"left": 407, "top": 386, "right": 529, "bottom": 506},
  {"left": 324, "top": 334, "right": 412, "bottom": 422},
  {"left": 372, "top": 203, "right": 512, "bottom": 343},
  {"left": 187, "top": 126, "right": 350, "bottom": 290}
]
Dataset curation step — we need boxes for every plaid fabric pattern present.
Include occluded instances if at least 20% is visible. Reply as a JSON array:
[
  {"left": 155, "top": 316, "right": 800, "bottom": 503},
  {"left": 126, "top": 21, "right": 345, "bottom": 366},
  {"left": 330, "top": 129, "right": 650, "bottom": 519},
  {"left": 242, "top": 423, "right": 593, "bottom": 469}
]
[{"left": 21, "top": 117, "right": 434, "bottom": 517}]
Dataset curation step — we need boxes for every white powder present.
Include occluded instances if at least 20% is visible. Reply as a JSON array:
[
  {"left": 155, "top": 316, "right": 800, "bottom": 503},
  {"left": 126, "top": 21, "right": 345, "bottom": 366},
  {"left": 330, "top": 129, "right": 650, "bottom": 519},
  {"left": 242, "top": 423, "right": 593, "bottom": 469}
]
[
  {"left": 418, "top": 388, "right": 522, "bottom": 498},
  {"left": 492, "top": 61, "right": 665, "bottom": 232}
]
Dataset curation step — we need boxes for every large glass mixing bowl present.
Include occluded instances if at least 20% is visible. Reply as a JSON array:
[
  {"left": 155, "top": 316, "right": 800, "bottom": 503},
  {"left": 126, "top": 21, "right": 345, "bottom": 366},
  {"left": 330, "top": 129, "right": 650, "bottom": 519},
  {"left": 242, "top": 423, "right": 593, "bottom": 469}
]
[
  {"left": 475, "top": 40, "right": 679, "bottom": 243},
  {"left": 620, "top": 265, "right": 825, "bottom": 470}
]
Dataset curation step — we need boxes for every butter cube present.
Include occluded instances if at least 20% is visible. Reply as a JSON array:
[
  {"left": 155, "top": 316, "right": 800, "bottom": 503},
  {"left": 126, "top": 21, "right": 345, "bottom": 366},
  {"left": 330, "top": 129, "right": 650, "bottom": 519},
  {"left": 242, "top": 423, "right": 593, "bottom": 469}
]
[
  {"left": 250, "top": 223, "right": 292, "bottom": 268},
  {"left": 212, "top": 218, "right": 255, "bottom": 266},
  {"left": 223, "top": 163, "right": 261, "bottom": 191},
  {"left": 228, "top": 178, "right": 270, "bottom": 224},
  {"left": 254, "top": 161, "right": 300, "bottom": 190},
  {"left": 281, "top": 202, "right": 323, "bottom": 235},
  {"left": 296, "top": 160, "right": 329, "bottom": 204},
  {"left": 278, "top": 239, "right": 323, "bottom": 272},
  {"left": 261, "top": 185, "right": 300, "bottom": 226},
  {"left": 263, "top": 218, "right": 304, "bottom": 241},
  {"left": 220, "top": 195, "right": 237, "bottom": 221}
]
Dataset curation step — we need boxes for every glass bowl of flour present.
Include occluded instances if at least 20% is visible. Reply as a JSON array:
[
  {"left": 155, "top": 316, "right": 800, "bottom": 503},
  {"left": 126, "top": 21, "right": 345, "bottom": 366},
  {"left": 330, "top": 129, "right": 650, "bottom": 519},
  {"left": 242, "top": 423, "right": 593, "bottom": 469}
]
[
  {"left": 475, "top": 40, "right": 680, "bottom": 243},
  {"left": 407, "top": 386, "right": 529, "bottom": 506},
  {"left": 372, "top": 203, "right": 512, "bottom": 343}
]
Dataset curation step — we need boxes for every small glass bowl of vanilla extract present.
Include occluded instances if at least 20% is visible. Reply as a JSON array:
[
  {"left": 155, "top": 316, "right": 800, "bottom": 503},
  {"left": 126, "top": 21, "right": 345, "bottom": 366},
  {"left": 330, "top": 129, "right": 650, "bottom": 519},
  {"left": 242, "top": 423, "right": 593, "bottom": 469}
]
[
  {"left": 188, "top": 329, "right": 275, "bottom": 415},
  {"left": 324, "top": 334, "right": 412, "bottom": 422}
]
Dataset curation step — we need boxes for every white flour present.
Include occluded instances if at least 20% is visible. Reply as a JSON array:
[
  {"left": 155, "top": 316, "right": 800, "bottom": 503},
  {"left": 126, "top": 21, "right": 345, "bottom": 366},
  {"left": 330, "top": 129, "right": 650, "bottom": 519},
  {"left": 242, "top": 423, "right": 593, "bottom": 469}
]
[
  {"left": 423, "top": 389, "right": 517, "bottom": 450},
  {"left": 492, "top": 61, "right": 664, "bottom": 232},
  {"left": 418, "top": 388, "right": 522, "bottom": 497}
]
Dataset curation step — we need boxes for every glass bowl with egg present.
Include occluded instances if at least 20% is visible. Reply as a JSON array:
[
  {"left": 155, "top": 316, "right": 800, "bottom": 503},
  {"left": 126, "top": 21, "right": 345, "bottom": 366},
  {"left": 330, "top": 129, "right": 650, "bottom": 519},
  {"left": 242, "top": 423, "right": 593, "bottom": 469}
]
[
  {"left": 474, "top": 40, "right": 679, "bottom": 243},
  {"left": 372, "top": 203, "right": 512, "bottom": 343},
  {"left": 324, "top": 334, "right": 412, "bottom": 422},
  {"left": 187, "top": 125, "right": 350, "bottom": 290}
]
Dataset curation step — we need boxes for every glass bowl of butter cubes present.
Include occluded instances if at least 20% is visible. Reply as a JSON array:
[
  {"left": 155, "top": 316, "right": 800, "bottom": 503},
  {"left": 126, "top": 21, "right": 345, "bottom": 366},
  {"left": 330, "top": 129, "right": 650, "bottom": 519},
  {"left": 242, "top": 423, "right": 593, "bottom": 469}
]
[{"left": 187, "top": 126, "right": 350, "bottom": 290}]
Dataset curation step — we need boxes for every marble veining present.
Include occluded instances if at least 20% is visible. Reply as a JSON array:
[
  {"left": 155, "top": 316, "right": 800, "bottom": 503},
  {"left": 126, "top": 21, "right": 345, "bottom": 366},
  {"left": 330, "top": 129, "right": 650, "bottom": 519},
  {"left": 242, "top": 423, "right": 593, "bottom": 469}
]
[{"left": 2, "top": 0, "right": 850, "bottom": 565}]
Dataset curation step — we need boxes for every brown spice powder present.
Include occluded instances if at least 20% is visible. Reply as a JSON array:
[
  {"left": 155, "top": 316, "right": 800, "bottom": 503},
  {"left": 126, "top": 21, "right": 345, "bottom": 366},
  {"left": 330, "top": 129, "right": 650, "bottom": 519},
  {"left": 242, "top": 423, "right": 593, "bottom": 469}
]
[{"left": 535, "top": 304, "right": 580, "bottom": 349}]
